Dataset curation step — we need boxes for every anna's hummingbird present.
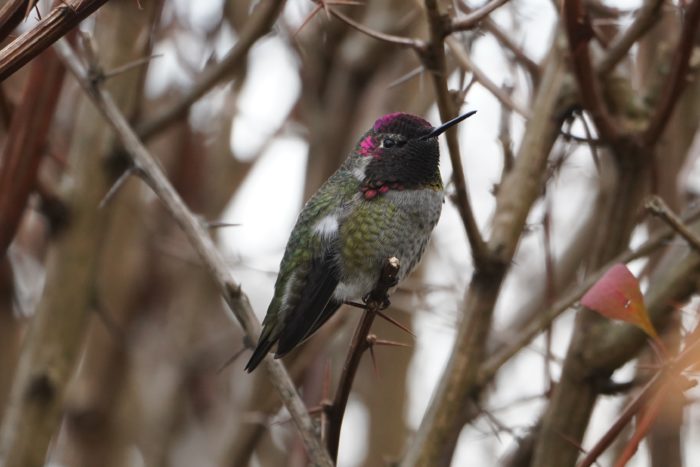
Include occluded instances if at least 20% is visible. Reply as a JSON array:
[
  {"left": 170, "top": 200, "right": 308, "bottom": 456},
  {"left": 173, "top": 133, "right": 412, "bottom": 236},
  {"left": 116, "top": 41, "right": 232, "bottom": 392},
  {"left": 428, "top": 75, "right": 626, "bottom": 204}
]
[{"left": 245, "top": 110, "right": 476, "bottom": 372}]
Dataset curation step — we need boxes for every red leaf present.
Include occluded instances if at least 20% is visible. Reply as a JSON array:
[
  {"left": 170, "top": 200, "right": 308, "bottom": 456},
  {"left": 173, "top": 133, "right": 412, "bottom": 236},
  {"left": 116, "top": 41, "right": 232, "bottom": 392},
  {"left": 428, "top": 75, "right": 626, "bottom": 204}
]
[{"left": 581, "top": 264, "right": 658, "bottom": 339}]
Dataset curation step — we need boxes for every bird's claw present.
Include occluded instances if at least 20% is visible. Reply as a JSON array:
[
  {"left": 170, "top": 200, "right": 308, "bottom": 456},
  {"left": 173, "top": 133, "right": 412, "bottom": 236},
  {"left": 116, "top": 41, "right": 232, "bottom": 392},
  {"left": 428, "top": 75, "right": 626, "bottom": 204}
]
[{"left": 362, "top": 292, "right": 391, "bottom": 310}]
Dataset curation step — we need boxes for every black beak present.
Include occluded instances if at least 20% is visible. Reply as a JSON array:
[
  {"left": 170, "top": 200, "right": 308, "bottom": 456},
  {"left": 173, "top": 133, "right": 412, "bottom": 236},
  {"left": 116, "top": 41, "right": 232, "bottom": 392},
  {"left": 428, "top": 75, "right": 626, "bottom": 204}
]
[{"left": 420, "top": 110, "right": 477, "bottom": 140}]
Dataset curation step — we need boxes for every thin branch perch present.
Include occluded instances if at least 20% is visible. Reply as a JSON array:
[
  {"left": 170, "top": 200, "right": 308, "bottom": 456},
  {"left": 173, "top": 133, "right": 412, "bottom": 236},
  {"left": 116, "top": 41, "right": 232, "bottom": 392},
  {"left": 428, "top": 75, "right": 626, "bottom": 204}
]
[{"left": 325, "top": 257, "right": 401, "bottom": 463}]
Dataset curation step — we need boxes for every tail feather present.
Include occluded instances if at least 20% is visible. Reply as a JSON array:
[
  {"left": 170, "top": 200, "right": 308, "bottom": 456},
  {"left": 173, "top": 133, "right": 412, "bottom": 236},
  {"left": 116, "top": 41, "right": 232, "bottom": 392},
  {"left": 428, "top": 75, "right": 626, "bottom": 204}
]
[
  {"left": 244, "top": 332, "right": 276, "bottom": 372},
  {"left": 275, "top": 299, "right": 341, "bottom": 358}
]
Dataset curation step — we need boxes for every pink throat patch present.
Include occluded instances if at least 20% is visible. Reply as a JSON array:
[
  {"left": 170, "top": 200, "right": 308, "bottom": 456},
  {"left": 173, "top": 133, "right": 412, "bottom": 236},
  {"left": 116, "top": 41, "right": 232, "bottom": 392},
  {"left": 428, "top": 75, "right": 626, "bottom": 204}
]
[
  {"left": 360, "top": 181, "right": 405, "bottom": 200},
  {"left": 358, "top": 135, "right": 376, "bottom": 157}
]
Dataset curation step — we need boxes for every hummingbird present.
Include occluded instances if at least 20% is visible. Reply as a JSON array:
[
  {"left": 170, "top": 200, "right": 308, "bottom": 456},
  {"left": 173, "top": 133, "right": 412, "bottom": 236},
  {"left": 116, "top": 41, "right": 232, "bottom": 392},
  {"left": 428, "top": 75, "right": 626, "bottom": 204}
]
[{"left": 245, "top": 110, "right": 476, "bottom": 372}]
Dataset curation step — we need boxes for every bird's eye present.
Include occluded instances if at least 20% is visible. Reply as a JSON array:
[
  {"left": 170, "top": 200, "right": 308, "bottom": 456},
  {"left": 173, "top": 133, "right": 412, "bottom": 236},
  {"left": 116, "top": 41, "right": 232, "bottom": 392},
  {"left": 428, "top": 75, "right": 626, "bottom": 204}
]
[{"left": 382, "top": 138, "right": 395, "bottom": 148}]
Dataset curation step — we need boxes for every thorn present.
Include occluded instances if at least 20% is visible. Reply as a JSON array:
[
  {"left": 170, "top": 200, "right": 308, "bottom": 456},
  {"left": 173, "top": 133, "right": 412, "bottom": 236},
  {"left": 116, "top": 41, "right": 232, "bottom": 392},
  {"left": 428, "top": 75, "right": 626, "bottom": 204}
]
[
  {"left": 93, "top": 303, "right": 126, "bottom": 344},
  {"left": 322, "top": 359, "right": 332, "bottom": 399},
  {"left": 78, "top": 31, "right": 102, "bottom": 82},
  {"left": 387, "top": 65, "right": 425, "bottom": 89},
  {"left": 376, "top": 309, "right": 416, "bottom": 338},
  {"left": 294, "top": 3, "right": 322, "bottom": 37},
  {"left": 32, "top": 2, "right": 41, "bottom": 21},
  {"left": 307, "top": 404, "right": 330, "bottom": 418},
  {"left": 56, "top": 0, "right": 77, "bottom": 13},
  {"left": 24, "top": 0, "right": 38, "bottom": 20},
  {"left": 367, "top": 334, "right": 379, "bottom": 378},
  {"left": 373, "top": 338, "right": 411, "bottom": 348},
  {"left": 271, "top": 401, "right": 332, "bottom": 426},
  {"left": 344, "top": 300, "right": 367, "bottom": 310},
  {"left": 102, "top": 54, "right": 163, "bottom": 80},
  {"left": 321, "top": 360, "right": 332, "bottom": 440},
  {"left": 217, "top": 346, "right": 247, "bottom": 373},
  {"left": 207, "top": 221, "right": 241, "bottom": 230},
  {"left": 46, "top": 150, "right": 69, "bottom": 169},
  {"left": 99, "top": 167, "right": 138, "bottom": 209},
  {"left": 296, "top": 0, "right": 365, "bottom": 38},
  {"left": 319, "top": 0, "right": 331, "bottom": 20}
]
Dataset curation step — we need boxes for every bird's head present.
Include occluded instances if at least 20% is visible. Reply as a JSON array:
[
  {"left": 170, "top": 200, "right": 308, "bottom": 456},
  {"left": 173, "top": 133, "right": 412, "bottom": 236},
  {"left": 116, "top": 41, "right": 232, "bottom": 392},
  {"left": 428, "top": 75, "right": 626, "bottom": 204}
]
[{"left": 350, "top": 111, "right": 476, "bottom": 198}]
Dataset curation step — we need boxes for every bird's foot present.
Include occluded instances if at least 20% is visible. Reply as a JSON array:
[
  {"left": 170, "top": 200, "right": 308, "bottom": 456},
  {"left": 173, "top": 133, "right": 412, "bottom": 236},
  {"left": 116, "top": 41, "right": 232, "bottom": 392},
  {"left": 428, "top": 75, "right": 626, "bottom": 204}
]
[{"left": 362, "top": 292, "right": 391, "bottom": 310}]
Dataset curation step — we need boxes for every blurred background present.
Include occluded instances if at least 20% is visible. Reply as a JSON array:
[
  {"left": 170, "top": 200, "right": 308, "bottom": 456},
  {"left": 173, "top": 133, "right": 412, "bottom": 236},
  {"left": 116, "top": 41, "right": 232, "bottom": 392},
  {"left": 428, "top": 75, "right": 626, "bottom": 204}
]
[{"left": 0, "top": 0, "right": 699, "bottom": 466}]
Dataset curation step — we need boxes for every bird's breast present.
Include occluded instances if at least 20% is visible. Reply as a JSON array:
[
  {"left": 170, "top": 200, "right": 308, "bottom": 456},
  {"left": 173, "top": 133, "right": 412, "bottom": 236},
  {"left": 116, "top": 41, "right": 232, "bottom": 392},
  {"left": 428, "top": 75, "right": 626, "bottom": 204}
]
[{"left": 333, "top": 188, "right": 443, "bottom": 301}]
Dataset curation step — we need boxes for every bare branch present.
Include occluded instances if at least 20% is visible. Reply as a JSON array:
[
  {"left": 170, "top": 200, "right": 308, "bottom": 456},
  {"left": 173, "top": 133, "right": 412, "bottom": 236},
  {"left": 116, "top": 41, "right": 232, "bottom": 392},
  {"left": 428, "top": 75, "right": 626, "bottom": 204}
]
[
  {"left": 402, "top": 39, "right": 576, "bottom": 466},
  {"left": 136, "top": 0, "right": 286, "bottom": 141},
  {"left": 642, "top": 0, "right": 700, "bottom": 145},
  {"left": 53, "top": 39, "right": 334, "bottom": 467},
  {"left": 446, "top": 36, "right": 531, "bottom": 119},
  {"left": 597, "top": 0, "right": 663, "bottom": 75},
  {"left": 562, "top": 0, "right": 623, "bottom": 145},
  {"left": 450, "top": 0, "right": 511, "bottom": 33},
  {"left": 480, "top": 17, "right": 540, "bottom": 84},
  {"left": 646, "top": 195, "right": 700, "bottom": 254},
  {"left": 422, "top": 0, "right": 487, "bottom": 268},
  {"left": 326, "top": 7, "right": 425, "bottom": 50},
  {"left": 477, "top": 207, "right": 700, "bottom": 387}
]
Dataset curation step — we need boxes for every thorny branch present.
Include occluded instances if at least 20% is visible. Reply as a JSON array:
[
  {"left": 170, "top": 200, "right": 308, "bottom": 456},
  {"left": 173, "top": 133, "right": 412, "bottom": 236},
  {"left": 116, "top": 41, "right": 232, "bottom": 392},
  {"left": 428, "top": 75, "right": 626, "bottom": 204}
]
[
  {"left": 450, "top": 0, "right": 510, "bottom": 33},
  {"left": 478, "top": 203, "right": 700, "bottom": 386},
  {"left": 0, "top": 0, "right": 110, "bottom": 81},
  {"left": 446, "top": 36, "right": 531, "bottom": 119},
  {"left": 422, "top": 0, "right": 487, "bottom": 267},
  {"left": 325, "top": 7, "right": 426, "bottom": 51},
  {"left": 477, "top": 15, "right": 540, "bottom": 84},
  {"left": 0, "top": 0, "right": 38, "bottom": 43},
  {"left": 136, "top": 0, "right": 287, "bottom": 141},
  {"left": 646, "top": 196, "right": 700, "bottom": 254},
  {"left": 325, "top": 257, "right": 401, "bottom": 463},
  {"left": 578, "top": 324, "right": 700, "bottom": 467},
  {"left": 53, "top": 38, "right": 334, "bottom": 467}
]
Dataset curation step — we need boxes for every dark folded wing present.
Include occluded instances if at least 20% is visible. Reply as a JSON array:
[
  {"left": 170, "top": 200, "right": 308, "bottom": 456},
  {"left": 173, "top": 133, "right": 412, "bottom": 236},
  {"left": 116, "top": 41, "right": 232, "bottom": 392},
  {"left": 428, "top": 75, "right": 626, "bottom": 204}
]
[{"left": 275, "top": 247, "right": 341, "bottom": 357}]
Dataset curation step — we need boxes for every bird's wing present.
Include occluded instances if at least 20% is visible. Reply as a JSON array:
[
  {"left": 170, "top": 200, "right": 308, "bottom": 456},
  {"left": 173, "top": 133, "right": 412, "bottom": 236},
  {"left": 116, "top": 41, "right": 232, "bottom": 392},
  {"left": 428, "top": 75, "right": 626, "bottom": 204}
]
[
  {"left": 245, "top": 174, "right": 356, "bottom": 371},
  {"left": 246, "top": 241, "right": 340, "bottom": 371},
  {"left": 275, "top": 246, "right": 341, "bottom": 357}
]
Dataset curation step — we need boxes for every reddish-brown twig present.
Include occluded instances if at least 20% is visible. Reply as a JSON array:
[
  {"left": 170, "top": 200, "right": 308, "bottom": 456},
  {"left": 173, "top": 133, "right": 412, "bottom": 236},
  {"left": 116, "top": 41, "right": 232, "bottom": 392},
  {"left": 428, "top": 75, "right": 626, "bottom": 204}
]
[
  {"left": 642, "top": 0, "right": 700, "bottom": 145},
  {"left": 577, "top": 326, "right": 700, "bottom": 467},
  {"left": 562, "top": 0, "right": 623, "bottom": 145},
  {"left": 0, "top": 0, "right": 108, "bottom": 81},
  {"left": 0, "top": 0, "right": 35, "bottom": 43},
  {"left": 0, "top": 48, "right": 65, "bottom": 259},
  {"left": 613, "top": 383, "right": 667, "bottom": 467}
]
